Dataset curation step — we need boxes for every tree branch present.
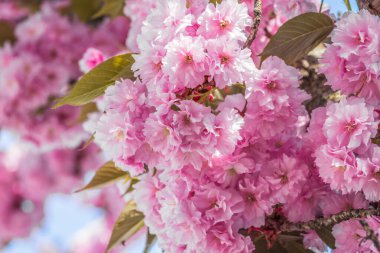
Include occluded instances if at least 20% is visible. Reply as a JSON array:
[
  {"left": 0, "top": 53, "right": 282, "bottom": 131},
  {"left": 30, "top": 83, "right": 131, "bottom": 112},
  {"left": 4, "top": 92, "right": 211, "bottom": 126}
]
[
  {"left": 243, "top": 0, "right": 262, "bottom": 49},
  {"left": 280, "top": 208, "right": 380, "bottom": 232},
  {"left": 359, "top": 220, "right": 380, "bottom": 252},
  {"left": 358, "top": 0, "right": 380, "bottom": 15}
]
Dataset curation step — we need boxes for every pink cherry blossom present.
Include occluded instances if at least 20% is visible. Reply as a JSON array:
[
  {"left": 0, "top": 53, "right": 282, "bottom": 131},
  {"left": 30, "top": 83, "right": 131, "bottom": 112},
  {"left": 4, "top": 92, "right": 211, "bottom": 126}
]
[
  {"left": 162, "top": 35, "right": 207, "bottom": 89},
  {"left": 79, "top": 48, "right": 105, "bottom": 73},
  {"left": 206, "top": 39, "right": 256, "bottom": 88},
  {"left": 323, "top": 97, "right": 378, "bottom": 152},
  {"left": 197, "top": 0, "right": 252, "bottom": 42}
]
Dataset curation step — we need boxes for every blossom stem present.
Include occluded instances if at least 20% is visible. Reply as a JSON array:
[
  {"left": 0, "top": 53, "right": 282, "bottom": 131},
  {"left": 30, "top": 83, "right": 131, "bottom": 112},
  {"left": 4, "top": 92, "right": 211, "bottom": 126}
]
[
  {"left": 243, "top": 0, "right": 262, "bottom": 49},
  {"left": 344, "top": 0, "right": 352, "bottom": 11},
  {"left": 359, "top": 220, "right": 380, "bottom": 252},
  {"left": 280, "top": 208, "right": 380, "bottom": 232},
  {"left": 358, "top": 0, "right": 380, "bottom": 15},
  {"left": 319, "top": 0, "right": 325, "bottom": 13}
]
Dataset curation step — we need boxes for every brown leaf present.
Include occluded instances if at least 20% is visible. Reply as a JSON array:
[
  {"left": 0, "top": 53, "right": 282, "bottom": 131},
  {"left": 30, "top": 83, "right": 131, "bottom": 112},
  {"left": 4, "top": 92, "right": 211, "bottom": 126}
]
[
  {"left": 261, "top": 12, "right": 334, "bottom": 66},
  {"left": 315, "top": 226, "right": 336, "bottom": 249},
  {"left": 54, "top": 54, "right": 135, "bottom": 108},
  {"left": 0, "top": 21, "right": 15, "bottom": 46},
  {"left": 358, "top": 0, "right": 380, "bottom": 15},
  {"left": 92, "top": 0, "right": 125, "bottom": 19},
  {"left": 75, "top": 161, "right": 129, "bottom": 192},
  {"left": 106, "top": 202, "right": 145, "bottom": 252},
  {"left": 143, "top": 230, "right": 156, "bottom": 253},
  {"left": 76, "top": 102, "right": 98, "bottom": 123}
]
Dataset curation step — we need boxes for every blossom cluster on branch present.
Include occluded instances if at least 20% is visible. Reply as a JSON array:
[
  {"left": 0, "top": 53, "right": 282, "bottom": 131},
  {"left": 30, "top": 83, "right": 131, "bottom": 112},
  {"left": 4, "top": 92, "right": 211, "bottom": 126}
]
[
  {"left": 75, "top": 0, "right": 380, "bottom": 252},
  {"left": 0, "top": 1, "right": 129, "bottom": 248},
  {"left": 2, "top": 0, "right": 380, "bottom": 252}
]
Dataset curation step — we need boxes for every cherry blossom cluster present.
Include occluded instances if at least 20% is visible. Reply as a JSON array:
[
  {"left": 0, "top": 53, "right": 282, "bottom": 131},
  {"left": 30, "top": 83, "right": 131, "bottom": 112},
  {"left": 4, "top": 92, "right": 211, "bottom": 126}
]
[
  {"left": 333, "top": 217, "right": 380, "bottom": 253},
  {"left": 299, "top": 11, "right": 380, "bottom": 252},
  {"left": 123, "top": 0, "right": 323, "bottom": 63},
  {"left": 244, "top": 0, "right": 324, "bottom": 64},
  {"left": 316, "top": 10, "right": 380, "bottom": 205},
  {"left": 0, "top": 143, "right": 101, "bottom": 245},
  {"left": 0, "top": 2, "right": 28, "bottom": 22},
  {"left": 321, "top": 10, "right": 380, "bottom": 104},
  {"left": 0, "top": 1, "right": 128, "bottom": 246},
  {"left": 71, "top": 187, "right": 126, "bottom": 253},
  {"left": 83, "top": 0, "right": 380, "bottom": 252},
  {"left": 0, "top": 3, "right": 129, "bottom": 150}
]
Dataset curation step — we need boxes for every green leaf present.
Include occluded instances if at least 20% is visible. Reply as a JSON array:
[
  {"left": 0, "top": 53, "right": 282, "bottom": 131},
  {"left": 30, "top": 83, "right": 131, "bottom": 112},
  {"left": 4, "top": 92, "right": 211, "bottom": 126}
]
[
  {"left": 372, "top": 138, "right": 380, "bottom": 146},
  {"left": 69, "top": 0, "right": 102, "bottom": 22},
  {"left": 123, "top": 178, "right": 139, "bottom": 196},
  {"left": 254, "top": 236, "right": 288, "bottom": 253},
  {"left": 143, "top": 230, "right": 156, "bottom": 253},
  {"left": 253, "top": 232, "right": 314, "bottom": 253},
  {"left": 19, "top": 0, "right": 42, "bottom": 13},
  {"left": 78, "top": 133, "right": 95, "bottom": 151},
  {"left": 76, "top": 102, "right": 98, "bottom": 123},
  {"left": 106, "top": 202, "right": 145, "bottom": 252},
  {"left": 210, "top": 0, "right": 222, "bottom": 4},
  {"left": 170, "top": 104, "right": 181, "bottom": 111},
  {"left": 93, "top": 0, "right": 125, "bottom": 19},
  {"left": 75, "top": 161, "right": 129, "bottom": 192},
  {"left": 0, "top": 21, "right": 15, "bottom": 46},
  {"left": 261, "top": 12, "right": 334, "bottom": 65},
  {"left": 284, "top": 241, "right": 314, "bottom": 253},
  {"left": 54, "top": 53, "right": 135, "bottom": 108},
  {"left": 315, "top": 227, "right": 336, "bottom": 249},
  {"left": 343, "top": 0, "right": 352, "bottom": 10}
]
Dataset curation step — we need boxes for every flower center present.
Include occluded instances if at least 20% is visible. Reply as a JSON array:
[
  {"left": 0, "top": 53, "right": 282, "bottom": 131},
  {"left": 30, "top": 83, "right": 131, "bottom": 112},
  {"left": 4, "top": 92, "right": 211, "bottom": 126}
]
[
  {"left": 357, "top": 32, "right": 368, "bottom": 44},
  {"left": 345, "top": 120, "right": 357, "bottom": 133},
  {"left": 212, "top": 201, "right": 220, "bottom": 208},
  {"left": 336, "top": 166, "right": 346, "bottom": 171},
  {"left": 113, "top": 128, "right": 125, "bottom": 141},
  {"left": 220, "top": 55, "right": 229, "bottom": 64},
  {"left": 266, "top": 81, "right": 277, "bottom": 90},
  {"left": 184, "top": 55, "right": 193, "bottom": 64},
  {"left": 163, "top": 127, "right": 170, "bottom": 137},
  {"left": 155, "top": 61, "right": 162, "bottom": 70},
  {"left": 219, "top": 20, "right": 229, "bottom": 29},
  {"left": 246, "top": 193, "right": 256, "bottom": 202},
  {"left": 280, "top": 174, "right": 288, "bottom": 184}
]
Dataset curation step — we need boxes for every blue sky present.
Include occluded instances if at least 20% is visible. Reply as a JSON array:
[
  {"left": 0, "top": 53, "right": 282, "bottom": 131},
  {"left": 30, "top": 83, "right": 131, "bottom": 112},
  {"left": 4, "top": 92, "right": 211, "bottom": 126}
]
[
  {"left": 0, "top": 1, "right": 358, "bottom": 253},
  {"left": 327, "top": 0, "right": 359, "bottom": 13}
]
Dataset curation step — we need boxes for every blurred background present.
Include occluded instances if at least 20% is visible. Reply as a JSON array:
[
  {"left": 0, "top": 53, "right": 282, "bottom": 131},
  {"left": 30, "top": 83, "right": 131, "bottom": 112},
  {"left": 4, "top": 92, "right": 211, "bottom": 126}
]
[{"left": 0, "top": 0, "right": 357, "bottom": 253}]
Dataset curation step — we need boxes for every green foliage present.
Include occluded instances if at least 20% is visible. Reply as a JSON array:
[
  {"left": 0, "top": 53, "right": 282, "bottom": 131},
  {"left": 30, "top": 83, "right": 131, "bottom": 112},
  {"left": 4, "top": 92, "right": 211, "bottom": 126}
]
[
  {"left": 0, "top": 21, "right": 15, "bottom": 46},
  {"left": 93, "top": 0, "right": 125, "bottom": 19},
  {"left": 372, "top": 138, "right": 380, "bottom": 146},
  {"left": 78, "top": 133, "right": 95, "bottom": 151},
  {"left": 315, "top": 226, "right": 336, "bottom": 249},
  {"left": 205, "top": 83, "right": 246, "bottom": 110},
  {"left": 210, "top": 0, "right": 222, "bottom": 5},
  {"left": 170, "top": 104, "right": 181, "bottom": 112},
  {"left": 106, "top": 202, "right": 145, "bottom": 252},
  {"left": 123, "top": 178, "right": 139, "bottom": 196},
  {"left": 143, "top": 230, "right": 157, "bottom": 253},
  {"left": 343, "top": 0, "right": 353, "bottom": 11},
  {"left": 75, "top": 161, "right": 130, "bottom": 192},
  {"left": 69, "top": 0, "right": 102, "bottom": 22},
  {"left": 54, "top": 54, "right": 135, "bottom": 108},
  {"left": 19, "top": 0, "right": 42, "bottom": 12},
  {"left": 76, "top": 102, "right": 98, "bottom": 123},
  {"left": 261, "top": 12, "right": 334, "bottom": 66},
  {"left": 254, "top": 233, "right": 314, "bottom": 253}
]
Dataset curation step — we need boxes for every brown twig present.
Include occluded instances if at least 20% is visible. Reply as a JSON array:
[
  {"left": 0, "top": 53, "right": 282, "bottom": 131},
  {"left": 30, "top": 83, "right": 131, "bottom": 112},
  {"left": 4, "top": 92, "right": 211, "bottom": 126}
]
[
  {"left": 358, "top": 0, "right": 380, "bottom": 15},
  {"left": 280, "top": 208, "right": 380, "bottom": 232},
  {"left": 359, "top": 220, "right": 380, "bottom": 252},
  {"left": 243, "top": 0, "right": 262, "bottom": 49}
]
